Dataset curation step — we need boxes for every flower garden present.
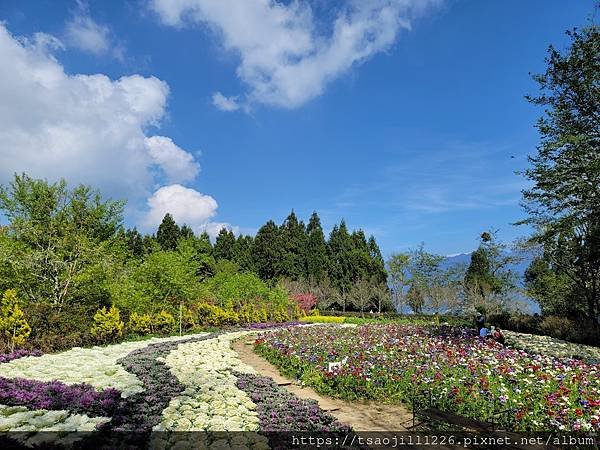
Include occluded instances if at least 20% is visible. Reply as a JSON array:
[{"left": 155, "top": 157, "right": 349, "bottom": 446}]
[
  {"left": 0, "top": 325, "right": 350, "bottom": 449},
  {"left": 255, "top": 324, "right": 600, "bottom": 432}
]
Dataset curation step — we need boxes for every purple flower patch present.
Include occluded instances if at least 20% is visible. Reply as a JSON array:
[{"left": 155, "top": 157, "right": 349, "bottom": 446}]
[
  {"left": 0, "top": 376, "right": 120, "bottom": 417},
  {"left": 0, "top": 349, "right": 43, "bottom": 364}
]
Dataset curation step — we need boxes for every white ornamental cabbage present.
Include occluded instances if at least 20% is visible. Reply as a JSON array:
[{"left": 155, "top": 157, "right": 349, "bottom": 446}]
[
  {"left": 157, "top": 331, "right": 259, "bottom": 432},
  {"left": 0, "top": 333, "right": 208, "bottom": 397},
  {"left": 0, "top": 404, "right": 109, "bottom": 433}
]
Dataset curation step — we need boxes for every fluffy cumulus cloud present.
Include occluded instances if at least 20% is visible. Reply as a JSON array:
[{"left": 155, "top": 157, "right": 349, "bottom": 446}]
[
  {"left": 145, "top": 136, "right": 200, "bottom": 183},
  {"left": 0, "top": 23, "right": 232, "bottom": 234},
  {"left": 142, "top": 184, "right": 236, "bottom": 238},
  {"left": 150, "top": 0, "right": 441, "bottom": 109}
]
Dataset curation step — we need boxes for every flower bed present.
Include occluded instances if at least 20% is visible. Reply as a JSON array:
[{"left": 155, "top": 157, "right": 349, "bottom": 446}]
[
  {"left": 255, "top": 324, "right": 600, "bottom": 432},
  {"left": 0, "top": 324, "right": 348, "bottom": 449},
  {"left": 0, "top": 350, "right": 43, "bottom": 364},
  {"left": 505, "top": 331, "right": 600, "bottom": 363}
]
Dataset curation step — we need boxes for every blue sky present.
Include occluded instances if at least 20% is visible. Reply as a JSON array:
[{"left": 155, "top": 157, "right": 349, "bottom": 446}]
[{"left": 0, "top": 0, "right": 595, "bottom": 257}]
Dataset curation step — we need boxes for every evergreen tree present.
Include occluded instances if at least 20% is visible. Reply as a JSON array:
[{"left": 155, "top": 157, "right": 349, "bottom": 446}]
[
  {"left": 349, "top": 230, "right": 371, "bottom": 282},
  {"left": 367, "top": 235, "right": 387, "bottom": 284},
  {"left": 180, "top": 224, "right": 194, "bottom": 240},
  {"left": 214, "top": 228, "right": 236, "bottom": 261},
  {"left": 305, "top": 212, "right": 328, "bottom": 282},
  {"left": 279, "top": 210, "right": 306, "bottom": 279},
  {"left": 124, "top": 227, "right": 144, "bottom": 258},
  {"left": 233, "top": 235, "right": 255, "bottom": 272},
  {"left": 156, "top": 213, "right": 180, "bottom": 251},
  {"left": 252, "top": 220, "right": 282, "bottom": 281},
  {"left": 327, "top": 220, "right": 354, "bottom": 295}
]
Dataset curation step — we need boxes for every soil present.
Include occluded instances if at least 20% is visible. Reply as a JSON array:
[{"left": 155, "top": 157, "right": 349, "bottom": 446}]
[{"left": 232, "top": 337, "right": 414, "bottom": 431}]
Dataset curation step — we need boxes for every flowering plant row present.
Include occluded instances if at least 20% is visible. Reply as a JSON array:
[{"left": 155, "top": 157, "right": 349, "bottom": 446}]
[
  {"left": 0, "top": 349, "right": 42, "bottom": 364},
  {"left": 504, "top": 330, "right": 600, "bottom": 363},
  {"left": 255, "top": 324, "right": 600, "bottom": 432}
]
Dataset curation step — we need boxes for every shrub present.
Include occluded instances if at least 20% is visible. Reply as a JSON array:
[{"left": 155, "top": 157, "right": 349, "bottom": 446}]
[
  {"left": 91, "top": 306, "right": 124, "bottom": 343},
  {"left": 128, "top": 312, "right": 152, "bottom": 335},
  {"left": 252, "top": 307, "right": 268, "bottom": 323},
  {"left": 539, "top": 316, "right": 573, "bottom": 340},
  {"left": 292, "top": 292, "right": 317, "bottom": 313},
  {"left": 153, "top": 310, "right": 176, "bottom": 333},
  {"left": 300, "top": 315, "right": 345, "bottom": 324},
  {"left": 0, "top": 289, "right": 31, "bottom": 352}
]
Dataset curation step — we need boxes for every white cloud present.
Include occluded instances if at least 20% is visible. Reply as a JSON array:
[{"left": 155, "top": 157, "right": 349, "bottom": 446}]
[
  {"left": 0, "top": 24, "right": 234, "bottom": 232},
  {"left": 211, "top": 92, "right": 240, "bottom": 111},
  {"left": 201, "top": 221, "right": 240, "bottom": 239},
  {"left": 65, "top": 14, "right": 111, "bottom": 55},
  {"left": 142, "top": 184, "right": 233, "bottom": 237},
  {"left": 145, "top": 136, "right": 200, "bottom": 183},
  {"left": 150, "top": 0, "right": 441, "bottom": 109}
]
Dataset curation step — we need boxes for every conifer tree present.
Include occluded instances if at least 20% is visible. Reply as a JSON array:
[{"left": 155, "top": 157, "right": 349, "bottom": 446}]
[
  {"left": 279, "top": 210, "right": 307, "bottom": 280},
  {"left": 305, "top": 212, "right": 328, "bottom": 282},
  {"left": 156, "top": 213, "right": 180, "bottom": 251},
  {"left": 214, "top": 228, "right": 236, "bottom": 261},
  {"left": 368, "top": 235, "right": 387, "bottom": 284},
  {"left": 233, "top": 235, "right": 255, "bottom": 272},
  {"left": 252, "top": 220, "right": 282, "bottom": 280},
  {"left": 327, "top": 220, "right": 354, "bottom": 295}
]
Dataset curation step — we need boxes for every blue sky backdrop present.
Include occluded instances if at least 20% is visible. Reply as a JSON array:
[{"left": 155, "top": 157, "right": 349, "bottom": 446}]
[{"left": 0, "top": 0, "right": 596, "bottom": 257}]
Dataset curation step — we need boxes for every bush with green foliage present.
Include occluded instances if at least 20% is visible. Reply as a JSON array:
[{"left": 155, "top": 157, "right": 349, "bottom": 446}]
[
  {"left": 128, "top": 312, "right": 152, "bottom": 334},
  {"left": 91, "top": 306, "right": 124, "bottom": 342},
  {"left": 153, "top": 310, "right": 176, "bottom": 333},
  {"left": 0, "top": 289, "right": 31, "bottom": 352}
]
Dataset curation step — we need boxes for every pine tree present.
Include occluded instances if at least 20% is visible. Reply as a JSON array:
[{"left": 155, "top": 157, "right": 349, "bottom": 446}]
[
  {"left": 156, "top": 213, "right": 180, "bottom": 251},
  {"left": 305, "top": 212, "right": 328, "bottom": 282},
  {"left": 350, "top": 230, "right": 371, "bottom": 282},
  {"left": 368, "top": 235, "right": 387, "bottom": 284},
  {"left": 180, "top": 224, "right": 194, "bottom": 239},
  {"left": 327, "top": 220, "right": 354, "bottom": 295},
  {"left": 214, "top": 228, "right": 236, "bottom": 260},
  {"left": 252, "top": 220, "right": 282, "bottom": 281},
  {"left": 233, "top": 235, "right": 255, "bottom": 272},
  {"left": 124, "top": 227, "right": 144, "bottom": 258},
  {"left": 279, "top": 210, "right": 307, "bottom": 280}
]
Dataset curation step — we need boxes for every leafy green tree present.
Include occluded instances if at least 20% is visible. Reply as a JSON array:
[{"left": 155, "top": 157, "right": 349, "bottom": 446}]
[
  {"left": 252, "top": 220, "right": 283, "bottom": 281},
  {"left": 386, "top": 252, "right": 411, "bottom": 314},
  {"left": 0, "top": 289, "right": 31, "bottom": 352},
  {"left": 0, "top": 174, "right": 124, "bottom": 310},
  {"left": 214, "top": 228, "right": 236, "bottom": 261},
  {"left": 279, "top": 211, "right": 307, "bottom": 279},
  {"left": 524, "top": 255, "right": 581, "bottom": 317},
  {"left": 519, "top": 25, "right": 600, "bottom": 323},
  {"left": 156, "top": 213, "right": 180, "bottom": 251},
  {"left": 406, "top": 284, "right": 425, "bottom": 314},
  {"left": 464, "top": 232, "right": 518, "bottom": 313},
  {"left": 305, "top": 212, "right": 328, "bottom": 282}
]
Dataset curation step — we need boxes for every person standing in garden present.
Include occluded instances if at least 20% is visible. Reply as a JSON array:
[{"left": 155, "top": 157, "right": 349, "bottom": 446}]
[{"left": 475, "top": 312, "right": 485, "bottom": 333}]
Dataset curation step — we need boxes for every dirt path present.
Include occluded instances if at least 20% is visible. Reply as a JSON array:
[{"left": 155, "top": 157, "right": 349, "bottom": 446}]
[{"left": 232, "top": 337, "right": 414, "bottom": 431}]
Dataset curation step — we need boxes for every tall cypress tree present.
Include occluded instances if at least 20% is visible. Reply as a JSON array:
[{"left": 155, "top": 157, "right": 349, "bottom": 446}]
[
  {"left": 214, "top": 228, "right": 236, "bottom": 260},
  {"left": 156, "top": 213, "right": 180, "bottom": 250},
  {"left": 368, "top": 235, "right": 387, "bottom": 284},
  {"left": 327, "top": 220, "right": 354, "bottom": 295},
  {"left": 180, "top": 224, "right": 194, "bottom": 239},
  {"left": 279, "top": 210, "right": 306, "bottom": 280},
  {"left": 350, "top": 230, "right": 371, "bottom": 282},
  {"left": 233, "top": 235, "right": 255, "bottom": 272},
  {"left": 252, "top": 220, "right": 282, "bottom": 281},
  {"left": 305, "top": 211, "right": 328, "bottom": 282}
]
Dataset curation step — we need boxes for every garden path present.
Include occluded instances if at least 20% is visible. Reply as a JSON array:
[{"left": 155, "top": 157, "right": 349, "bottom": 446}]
[{"left": 232, "top": 337, "right": 414, "bottom": 431}]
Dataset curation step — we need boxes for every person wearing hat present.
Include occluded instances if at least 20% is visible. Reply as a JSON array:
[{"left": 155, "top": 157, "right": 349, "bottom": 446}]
[{"left": 475, "top": 312, "right": 485, "bottom": 334}]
